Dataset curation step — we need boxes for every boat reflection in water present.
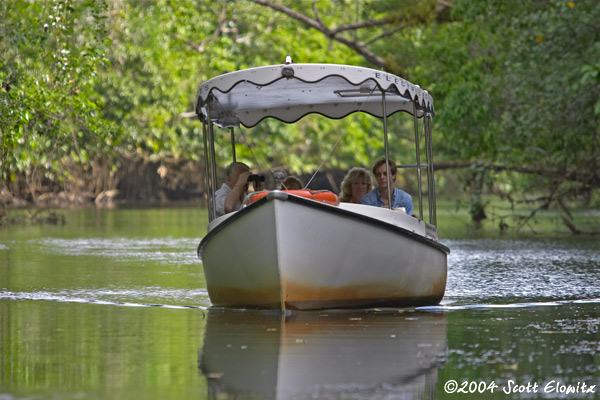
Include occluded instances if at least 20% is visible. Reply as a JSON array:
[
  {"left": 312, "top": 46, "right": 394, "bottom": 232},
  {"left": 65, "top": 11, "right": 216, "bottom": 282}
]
[{"left": 198, "top": 309, "right": 447, "bottom": 399}]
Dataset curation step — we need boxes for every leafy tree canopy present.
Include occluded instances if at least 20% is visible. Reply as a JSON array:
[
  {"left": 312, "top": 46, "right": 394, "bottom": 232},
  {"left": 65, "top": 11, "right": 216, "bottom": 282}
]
[{"left": 2, "top": 0, "right": 598, "bottom": 232}]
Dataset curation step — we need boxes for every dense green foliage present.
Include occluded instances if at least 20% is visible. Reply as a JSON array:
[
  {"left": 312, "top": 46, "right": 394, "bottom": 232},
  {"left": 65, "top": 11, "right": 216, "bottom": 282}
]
[
  {"left": 414, "top": 1, "right": 600, "bottom": 231},
  {"left": 414, "top": 2, "right": 599, "bottom": 213},
  {"left": 1, "top": 1, "right": 117, "bottom": 185},
  {"left": 1, "top": 0, "right": 598, "bottom": 232}
]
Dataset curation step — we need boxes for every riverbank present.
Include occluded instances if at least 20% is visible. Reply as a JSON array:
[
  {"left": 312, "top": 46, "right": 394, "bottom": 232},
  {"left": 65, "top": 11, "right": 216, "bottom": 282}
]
[
  {"left": 2, "top": 159, "right": 598, "bottom": 236},
  {"left": 1, "top": 156, "right": 207, "bottom": 209},
  {"left": 437, "top": 196, "right": 600, "bottom": 238},
  {"left": 2, "top": 196, "right": 598, "bottom": 238}
]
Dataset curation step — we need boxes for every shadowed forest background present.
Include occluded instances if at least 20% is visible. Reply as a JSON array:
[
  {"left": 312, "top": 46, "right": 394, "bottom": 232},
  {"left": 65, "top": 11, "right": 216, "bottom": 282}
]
[{"left": 1, "top": 0, "right": 599, "bottom": 235}]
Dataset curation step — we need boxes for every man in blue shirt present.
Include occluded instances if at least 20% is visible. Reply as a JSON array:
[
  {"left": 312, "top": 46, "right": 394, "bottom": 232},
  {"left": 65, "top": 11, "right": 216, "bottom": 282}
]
[{"left": 361, "top": 158, "right": 414, "bottom": 215}]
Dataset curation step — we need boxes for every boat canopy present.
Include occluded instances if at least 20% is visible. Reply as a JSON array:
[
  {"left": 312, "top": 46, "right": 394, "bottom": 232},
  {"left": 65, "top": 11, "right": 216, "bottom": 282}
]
[
  {"left": 196, "top": 63, "right": 438, "bottom": 225},
  {"left": 195, "top": 63, "right": 434, "bottom": 128}
]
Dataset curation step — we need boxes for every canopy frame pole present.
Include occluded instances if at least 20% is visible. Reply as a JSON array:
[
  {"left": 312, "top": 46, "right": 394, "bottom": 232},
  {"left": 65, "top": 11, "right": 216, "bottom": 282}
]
[
  {"left": 424, "top": 114, "right": 433, "bottom": 225},
  {"left": 425, "top": 114, "right": 437, "bottom": 225},
  {"left": 230, "top": 127, "right": 236, "bottom": 162},
  {"left": 202, "top": 121, "right": 214, "bottom": 221},
  {"left": 206, "top": 102, "right": 218, "bottom": 222},
  {"left": 381, "top": 90, "right": 393, "bottom": 210},
  {"left": 413, "top": 102, "right": 423, "bottom": 220}
]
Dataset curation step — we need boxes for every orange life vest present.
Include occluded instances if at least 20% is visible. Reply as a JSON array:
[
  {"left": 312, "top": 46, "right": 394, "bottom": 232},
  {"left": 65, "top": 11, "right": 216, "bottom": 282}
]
[{"left": 244, "top": 190, "right": 339, "bottom": 206}]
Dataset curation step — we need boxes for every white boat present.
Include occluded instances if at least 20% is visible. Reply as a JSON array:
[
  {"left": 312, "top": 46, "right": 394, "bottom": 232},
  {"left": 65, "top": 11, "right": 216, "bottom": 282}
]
[{"left": 196, "top": 63, "right": 449, "bottom": 310}]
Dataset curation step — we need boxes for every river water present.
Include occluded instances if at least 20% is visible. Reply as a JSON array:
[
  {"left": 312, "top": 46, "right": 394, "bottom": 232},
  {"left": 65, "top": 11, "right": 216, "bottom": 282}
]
[{"left": 1, "top": 208, "right": 598, "bottom": 399}]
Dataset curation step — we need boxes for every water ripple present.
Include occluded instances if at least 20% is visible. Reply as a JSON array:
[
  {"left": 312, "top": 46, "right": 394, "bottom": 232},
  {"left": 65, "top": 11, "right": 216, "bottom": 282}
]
[
  {"left": 0, "top": 289, "right": 208, "bottom": 310},
  {"left": 34, "top": 237, "right": 200, "bottom": 265},
  {"left": 443, "top": 239, "right": 600, "bottom": 304},
  {"left": 418, "top": 297, "right": 600, "bottom": 312}
]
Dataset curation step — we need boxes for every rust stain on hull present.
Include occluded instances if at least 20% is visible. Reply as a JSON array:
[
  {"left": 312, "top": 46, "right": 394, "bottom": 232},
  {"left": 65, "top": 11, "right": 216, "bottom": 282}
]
[
  {"left": 429, "top": 274, "right": 447, "bottom": 300},
  {"left": 282, "top": 278, "right": 446, "bottom": 310},
  {"left": 285, "top": 296, "right": 442, "bottom": 311},
  {"left": 207, "top": 274, "right": 447, "bottom": 311},
  {"left": 208, "top": 286, "right": 282, "bottom": 309}
]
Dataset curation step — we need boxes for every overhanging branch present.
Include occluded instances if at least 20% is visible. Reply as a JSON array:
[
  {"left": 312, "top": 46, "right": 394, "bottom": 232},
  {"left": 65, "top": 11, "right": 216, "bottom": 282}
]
[
  {"left": 250, "top": 0, "right": 386, "bottom": 68},
  {"left": 434, "top": 161, "right": 599, "bottom": 188},
  {"left": 172, "top": 5, "right": 227, "bottom": 53}
]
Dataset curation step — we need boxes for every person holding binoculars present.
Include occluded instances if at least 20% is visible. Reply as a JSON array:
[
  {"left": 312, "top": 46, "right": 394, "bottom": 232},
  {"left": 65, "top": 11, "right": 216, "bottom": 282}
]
[{"left": 214, "top": 162, "right": 265, "bottom": 217}]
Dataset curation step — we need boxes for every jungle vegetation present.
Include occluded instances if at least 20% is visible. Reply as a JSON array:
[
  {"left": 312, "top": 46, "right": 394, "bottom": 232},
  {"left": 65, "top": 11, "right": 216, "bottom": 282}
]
[{"left": 1, "top": 0, "right": 599, "bottom": 234}]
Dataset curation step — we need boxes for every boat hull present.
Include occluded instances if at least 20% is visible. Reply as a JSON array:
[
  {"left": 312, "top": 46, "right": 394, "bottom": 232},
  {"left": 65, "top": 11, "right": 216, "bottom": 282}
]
[{"left": 199, "top": 193, "right": 448, "bottom": 310}]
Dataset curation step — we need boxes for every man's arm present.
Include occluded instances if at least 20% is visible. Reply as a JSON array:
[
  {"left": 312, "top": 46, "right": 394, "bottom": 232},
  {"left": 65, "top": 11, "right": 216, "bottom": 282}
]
[{"left": 224, "top": 171, "right": 251, "bottom": 213}]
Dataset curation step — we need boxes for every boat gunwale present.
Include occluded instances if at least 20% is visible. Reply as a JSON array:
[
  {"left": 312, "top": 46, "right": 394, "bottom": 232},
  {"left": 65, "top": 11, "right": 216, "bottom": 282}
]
[{"left": 197, "top": 192, "right": 450, "bottom": 259}]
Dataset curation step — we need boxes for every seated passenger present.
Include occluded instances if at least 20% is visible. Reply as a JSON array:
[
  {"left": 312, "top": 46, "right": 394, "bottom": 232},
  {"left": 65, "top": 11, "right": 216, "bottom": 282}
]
[
  {"left": 214, "top": 162, "right": 261, "bottom": 217},
  {"left": 361, "top": 158, "right": 414, "bottom": 215},
  {"left": 283, "top": 175, "right": 303, "bottom": 190},
  {"left": 339, "top": 167, "right": 373, "bottom": 204}
]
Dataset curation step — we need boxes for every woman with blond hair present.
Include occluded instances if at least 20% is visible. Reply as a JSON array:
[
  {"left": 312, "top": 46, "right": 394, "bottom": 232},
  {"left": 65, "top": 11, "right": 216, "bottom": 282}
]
[{"left": 339, "top": 167, "right": 374, "bottom": 203}]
